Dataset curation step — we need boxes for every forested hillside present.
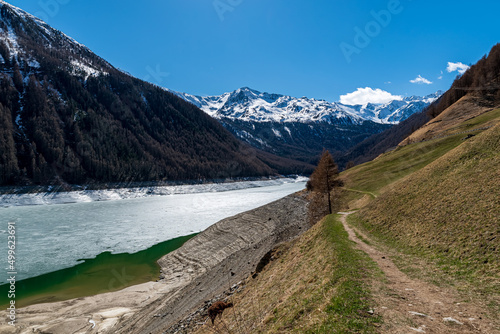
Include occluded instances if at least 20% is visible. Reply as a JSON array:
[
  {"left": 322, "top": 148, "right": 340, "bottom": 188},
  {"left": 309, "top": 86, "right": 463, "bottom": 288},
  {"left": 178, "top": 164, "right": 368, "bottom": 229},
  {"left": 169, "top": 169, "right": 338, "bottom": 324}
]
[
  {"left": 427, "top": 43, "right": 500, "bottom": 119},
  {"left": 0, "top": 2, "right": 306, "bottom": 187},
  {"left": 335, "top": 110, "right": 431, "bottom": 168}
]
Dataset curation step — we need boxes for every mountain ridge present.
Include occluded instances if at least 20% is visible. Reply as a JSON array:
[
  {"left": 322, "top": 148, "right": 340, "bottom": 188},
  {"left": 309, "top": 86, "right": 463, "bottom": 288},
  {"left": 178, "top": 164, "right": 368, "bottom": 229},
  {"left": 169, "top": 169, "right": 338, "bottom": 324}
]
[
  {"left": 167, "top": 86, "right": 441, "bottom": 165},
  {"left": 169, "top": 86, "right": 442, "bottom": 125}
]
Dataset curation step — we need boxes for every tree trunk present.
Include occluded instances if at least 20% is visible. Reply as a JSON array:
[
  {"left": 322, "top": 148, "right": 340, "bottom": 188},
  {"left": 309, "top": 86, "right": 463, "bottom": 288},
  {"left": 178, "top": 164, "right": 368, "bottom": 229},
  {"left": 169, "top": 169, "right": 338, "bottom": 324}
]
[
  {"left": 327, "top": 191, "right": 332, "bottom": 214},
  {"left": 326, "top": 166, "right": 332, "bottom": 214}
]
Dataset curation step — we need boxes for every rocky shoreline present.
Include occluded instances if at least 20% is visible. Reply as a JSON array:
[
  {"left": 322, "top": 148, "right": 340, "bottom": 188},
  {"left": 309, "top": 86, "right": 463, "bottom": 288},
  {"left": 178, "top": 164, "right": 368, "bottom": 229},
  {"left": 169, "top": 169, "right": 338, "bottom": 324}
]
[{"left": 0, "top": 192, "right": 309, "bottom": 334}]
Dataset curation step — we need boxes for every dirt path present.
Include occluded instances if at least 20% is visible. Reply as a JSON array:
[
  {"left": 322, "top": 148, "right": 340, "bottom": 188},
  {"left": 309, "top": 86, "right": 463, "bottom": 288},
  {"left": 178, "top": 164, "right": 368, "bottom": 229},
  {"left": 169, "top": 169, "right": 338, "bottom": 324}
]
[
  {"left": 341, "top": 187, "right": 377, "bottom": 199},
  {"left": 338, "top": 212, "right": 500, "bottom": 334}
]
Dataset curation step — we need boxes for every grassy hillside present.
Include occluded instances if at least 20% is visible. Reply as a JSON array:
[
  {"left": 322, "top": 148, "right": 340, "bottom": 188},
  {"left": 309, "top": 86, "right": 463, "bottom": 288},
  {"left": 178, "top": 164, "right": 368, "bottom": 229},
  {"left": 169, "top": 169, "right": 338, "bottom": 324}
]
[
  {"left": 180, "top": 105, "right": 499, "bottom": 333},
  {"left": 192, "top": 215, "right": 381, "bottom": 334},
  {"left": 340, "top": 108, "right": 499, "bottom": 199},
  {"left": 352, "top": 123, "right": 499, "bottom": 292},
  {"left": 403, "top": 95, "right": 499, "bottom": 144}
]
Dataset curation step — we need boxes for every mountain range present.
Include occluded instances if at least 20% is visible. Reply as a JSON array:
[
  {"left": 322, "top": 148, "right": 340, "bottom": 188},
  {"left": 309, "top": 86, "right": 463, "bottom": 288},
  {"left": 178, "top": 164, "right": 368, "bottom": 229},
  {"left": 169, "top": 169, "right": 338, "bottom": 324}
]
[
  {"left": 170, "top": 87, "right": 441, "bottom": 164},
  {"left": 171, "top": 87, "right": 441, "bottom": 125},
  {"left": 0, "top": 0, "right": 444, "bottom": 187}
]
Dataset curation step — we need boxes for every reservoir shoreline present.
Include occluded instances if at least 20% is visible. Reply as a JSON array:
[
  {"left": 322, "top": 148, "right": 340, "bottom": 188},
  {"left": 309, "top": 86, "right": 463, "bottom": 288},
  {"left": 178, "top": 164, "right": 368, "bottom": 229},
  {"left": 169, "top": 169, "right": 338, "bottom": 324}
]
[
  {"left": 1, "top": 181, "right": 306, "bottom": 283},
  {"left": 0, "top": 233, "right": 197, "bottom": 309},
  {"left": 0, "top": 192, "right": 309, "bottom": 333}
]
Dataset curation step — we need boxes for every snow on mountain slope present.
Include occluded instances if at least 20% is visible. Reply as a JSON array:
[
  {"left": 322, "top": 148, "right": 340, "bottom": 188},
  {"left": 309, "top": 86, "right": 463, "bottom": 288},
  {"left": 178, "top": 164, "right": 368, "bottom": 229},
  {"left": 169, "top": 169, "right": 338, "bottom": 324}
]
[
  {"left": 0, "top": 0, "right": 109, "bottom": 80},
  {"left": 1, "top": 1, "right": 300, "bottom": 186},
  {"left": 169, "top": 87, "right": 442, "bottom": 125}
]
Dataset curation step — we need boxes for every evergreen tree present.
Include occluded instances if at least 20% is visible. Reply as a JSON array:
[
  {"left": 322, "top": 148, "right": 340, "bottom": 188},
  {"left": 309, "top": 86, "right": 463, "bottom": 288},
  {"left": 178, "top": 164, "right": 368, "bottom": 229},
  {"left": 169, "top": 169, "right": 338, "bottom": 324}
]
[{"left": 0, "top": 104, "right": 19, "bottom": 184}]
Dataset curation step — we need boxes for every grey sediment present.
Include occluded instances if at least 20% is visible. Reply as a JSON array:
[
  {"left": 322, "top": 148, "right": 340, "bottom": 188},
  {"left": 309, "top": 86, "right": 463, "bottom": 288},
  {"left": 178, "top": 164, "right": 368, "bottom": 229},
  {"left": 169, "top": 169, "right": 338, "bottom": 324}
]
[
  {"left": 0, "top": 192, "right": 309, "bottom": 334},
  {"left": 115, "top": 192, "right": 309, "bottom": 333}
]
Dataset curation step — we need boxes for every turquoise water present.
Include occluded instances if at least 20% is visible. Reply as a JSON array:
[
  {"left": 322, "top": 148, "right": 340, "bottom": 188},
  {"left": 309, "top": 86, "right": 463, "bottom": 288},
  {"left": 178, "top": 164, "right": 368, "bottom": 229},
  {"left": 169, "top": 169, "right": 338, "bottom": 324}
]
[{"left": 0, "top": 234, "right": 196, "bottom": 308}]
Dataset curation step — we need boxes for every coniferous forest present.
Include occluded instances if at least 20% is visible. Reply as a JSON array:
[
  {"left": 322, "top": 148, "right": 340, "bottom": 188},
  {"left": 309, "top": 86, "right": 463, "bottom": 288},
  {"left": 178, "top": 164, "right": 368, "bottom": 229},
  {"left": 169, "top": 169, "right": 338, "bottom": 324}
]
[{"left": 0, "top": 5, "right": 314, "bottom": 187}]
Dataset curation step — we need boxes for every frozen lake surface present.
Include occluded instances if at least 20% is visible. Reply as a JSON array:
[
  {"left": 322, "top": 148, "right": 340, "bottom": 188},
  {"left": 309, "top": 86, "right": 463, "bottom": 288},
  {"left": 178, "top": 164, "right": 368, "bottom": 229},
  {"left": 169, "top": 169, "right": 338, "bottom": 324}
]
[{"left": 0, "top": 179, "right": 305, "bottom": 283}]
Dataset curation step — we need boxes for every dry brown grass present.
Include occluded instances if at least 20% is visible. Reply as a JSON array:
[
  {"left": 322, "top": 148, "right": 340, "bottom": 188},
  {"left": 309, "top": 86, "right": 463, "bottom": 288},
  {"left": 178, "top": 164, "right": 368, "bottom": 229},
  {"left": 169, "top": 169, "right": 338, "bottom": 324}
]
[
  {"left": 192, "top": 218, "right": 337, "bottom": 334},
  {"left": 191, "top": 105, "right": 500, "bottom": 333},
  {"left": 402, "top": 95, "right": 495, "bottom": 144}
]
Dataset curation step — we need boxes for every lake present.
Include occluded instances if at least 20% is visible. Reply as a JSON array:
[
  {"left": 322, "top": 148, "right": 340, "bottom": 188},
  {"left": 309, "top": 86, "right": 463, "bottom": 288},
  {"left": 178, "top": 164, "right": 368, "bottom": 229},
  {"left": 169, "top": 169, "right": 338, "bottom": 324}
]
[{"left": 0, "top": 180, "right": 305, "bottom": 283}]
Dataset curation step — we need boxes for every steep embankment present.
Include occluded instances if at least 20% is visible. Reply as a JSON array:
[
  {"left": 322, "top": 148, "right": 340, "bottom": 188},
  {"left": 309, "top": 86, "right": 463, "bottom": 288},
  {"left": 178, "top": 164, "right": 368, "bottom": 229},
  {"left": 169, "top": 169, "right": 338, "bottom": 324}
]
[
  {"left": 188, "top": 213, "right": 381, "bottom": 334},
  {"left": 355, "top": 123, "right": 499, "bottom": 289},
  {"left": 0, "top": 194, "right": 309, "bottom": 334},
  {"left": 116, "top": 194, "right": 309, "bottom": 334},
  {"left": 169, "top": 107, "right": 499, "bottom": 334}
]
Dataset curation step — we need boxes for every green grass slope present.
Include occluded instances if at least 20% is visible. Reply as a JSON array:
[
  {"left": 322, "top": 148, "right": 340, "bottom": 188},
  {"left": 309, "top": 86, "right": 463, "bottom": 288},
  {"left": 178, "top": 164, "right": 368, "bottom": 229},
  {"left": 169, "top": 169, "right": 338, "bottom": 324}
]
[{"left": 354, "top": 123, "right": 499, "bottom": 292}]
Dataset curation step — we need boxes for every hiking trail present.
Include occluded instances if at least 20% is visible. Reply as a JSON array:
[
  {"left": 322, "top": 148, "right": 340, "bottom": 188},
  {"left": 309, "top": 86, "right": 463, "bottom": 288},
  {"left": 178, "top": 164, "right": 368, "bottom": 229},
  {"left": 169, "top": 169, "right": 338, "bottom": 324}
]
[{"left": 339, "top": 211, "right": 499, "bottom": 334}]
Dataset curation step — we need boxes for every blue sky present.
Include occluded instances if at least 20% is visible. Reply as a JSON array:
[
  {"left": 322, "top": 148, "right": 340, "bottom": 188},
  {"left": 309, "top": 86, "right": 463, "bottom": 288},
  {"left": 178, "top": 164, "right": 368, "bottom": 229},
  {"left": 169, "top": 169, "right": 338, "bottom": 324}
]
[{"left": 8, "top": 0, "right": 500, "bottom": 104}]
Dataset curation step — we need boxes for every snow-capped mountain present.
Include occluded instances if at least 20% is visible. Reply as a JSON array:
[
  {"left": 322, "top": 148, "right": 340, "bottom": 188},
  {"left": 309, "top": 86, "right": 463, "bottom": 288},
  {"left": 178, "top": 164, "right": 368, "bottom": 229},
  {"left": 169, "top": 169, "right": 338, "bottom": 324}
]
[
  {"left": 1, "top": 1, "right": 310, "bottom": 186},
  {"left": 166, "top": 87, "right": 441, "bottom": 165},
  {"left": 169, "top": 87, "right": 442, "bottom": 125},
  {"left": 0, "top": 0, "right": 442, "bottom": 177}
]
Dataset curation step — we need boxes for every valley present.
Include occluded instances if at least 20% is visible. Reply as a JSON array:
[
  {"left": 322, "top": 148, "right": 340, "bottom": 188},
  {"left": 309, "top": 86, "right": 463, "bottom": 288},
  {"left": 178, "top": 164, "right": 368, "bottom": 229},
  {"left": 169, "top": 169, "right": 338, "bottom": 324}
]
[
  {"left": 0, "top": 1, "right": 498, "bottom": 333},
  {"left": 181, "top": 106, "right": 499, "bottom": 334}
]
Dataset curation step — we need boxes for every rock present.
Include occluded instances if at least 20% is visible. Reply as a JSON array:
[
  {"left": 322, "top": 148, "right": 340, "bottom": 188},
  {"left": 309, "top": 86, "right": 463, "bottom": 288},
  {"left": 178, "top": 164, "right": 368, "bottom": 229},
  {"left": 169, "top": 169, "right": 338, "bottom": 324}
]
[
  {"left": 443, "top": 317, "right": 464, "bottom": 325},
  {"left": 120, "top": 194, "right": 309, "bottom": 333},
  {"left": 409, "top": 311, "right": 430, "bottom": 318}
]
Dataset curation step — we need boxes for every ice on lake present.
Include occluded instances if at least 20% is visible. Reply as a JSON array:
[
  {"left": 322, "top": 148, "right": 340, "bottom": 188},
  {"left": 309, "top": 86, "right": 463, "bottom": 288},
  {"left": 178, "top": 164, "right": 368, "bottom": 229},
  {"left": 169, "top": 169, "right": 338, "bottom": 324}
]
[{"left": 0, "top": 179, "right": 306, "bottom": 282}]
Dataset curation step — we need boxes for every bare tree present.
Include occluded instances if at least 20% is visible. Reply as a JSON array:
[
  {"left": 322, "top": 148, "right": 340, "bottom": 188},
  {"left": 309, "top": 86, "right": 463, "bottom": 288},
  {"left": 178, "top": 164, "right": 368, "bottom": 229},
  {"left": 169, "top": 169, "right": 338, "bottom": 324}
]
[{"left": 307, "top": 150, "right": 341, "bottom": 214}]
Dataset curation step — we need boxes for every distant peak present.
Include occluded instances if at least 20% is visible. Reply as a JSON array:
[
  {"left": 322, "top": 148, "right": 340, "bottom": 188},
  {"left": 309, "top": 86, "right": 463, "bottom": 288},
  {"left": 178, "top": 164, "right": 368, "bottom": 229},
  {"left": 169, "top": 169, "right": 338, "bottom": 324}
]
[{"left": 235, "top": 86, "right": 260, "bottom": 94}]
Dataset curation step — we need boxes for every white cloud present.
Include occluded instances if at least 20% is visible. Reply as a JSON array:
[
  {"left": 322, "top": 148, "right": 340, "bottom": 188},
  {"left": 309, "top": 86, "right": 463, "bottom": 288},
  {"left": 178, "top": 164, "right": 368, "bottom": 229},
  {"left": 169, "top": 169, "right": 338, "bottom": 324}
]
[
  {"left": 447, "top": 62, "right": 470, "bottom": 75},
  {"left": 410, "top": 75, "right": 433, "bottom": 85},
  {"left": 438, "top": 76, "right": 443, "bottom": 80},
  {"left": 339, "top": 87, "right": 403, "bottom": 105}
]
